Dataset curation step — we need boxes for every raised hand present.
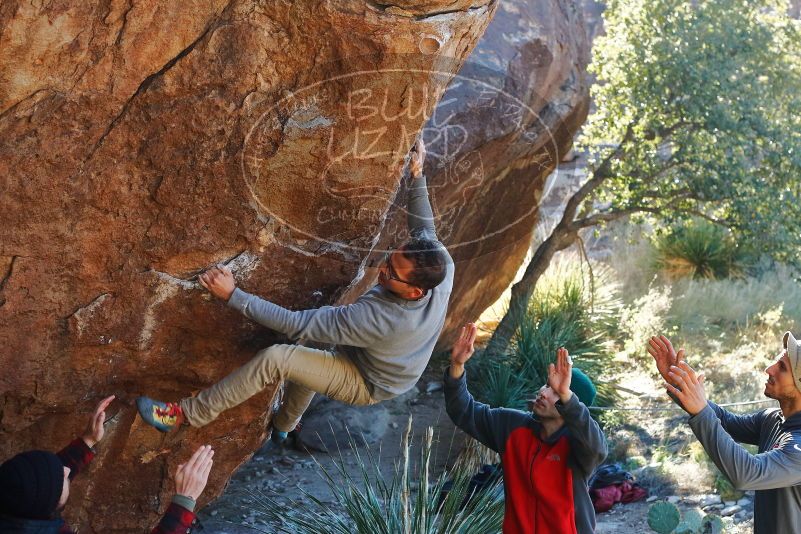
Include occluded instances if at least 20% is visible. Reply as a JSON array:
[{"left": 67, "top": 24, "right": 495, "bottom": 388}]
[
  {"left": 647, "top": 335, "right": 685, "bottom": 386},
  {"left": 82, "top": 395, "right": 115, "bottom": 449},
  {"left": 175, "top": 445, "right": 215, "bottom": 501},
  {"left": 449, "top": 323, "right": 478, "bottom": 379},
  {"left": 665, "top": 361, "right": 707, "bottom": 415},
  {"left": 410, "top": 138, "right": 426, "bottom": 179},
  {"left": 199, "top": 265, "right": 236, "bottom": 301},
  {"left": 548, "top": 348, "right": 573, "bottom": 403}
]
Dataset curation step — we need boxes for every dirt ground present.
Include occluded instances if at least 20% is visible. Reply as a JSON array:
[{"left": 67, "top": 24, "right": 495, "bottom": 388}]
[
  {"left": 193, "top": 365, "right": 462, "bottom": 532},
  {"left": 191, "top": 360, "right": 757, "bottom": 533},
  {"left": 596, "top": 500, "right": 752, "bottom": 533}
]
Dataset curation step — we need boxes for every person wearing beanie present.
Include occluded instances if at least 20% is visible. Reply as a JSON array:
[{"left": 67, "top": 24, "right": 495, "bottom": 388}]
[
  {"left": 0, "top": 395, "right": 215, "bottom": 534},
  {"left": 649, "top": 333, "right": 801, "bottom": 534},
  {"left": 443, "top": 323, "right": 608, "bottom": 534},
  {"left": 0, "top": 450, "right": 67, "bottom": 521}
]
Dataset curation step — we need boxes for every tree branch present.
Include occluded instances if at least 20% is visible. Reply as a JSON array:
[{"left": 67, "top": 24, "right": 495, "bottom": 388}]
[
  {"left": 573, "top": 203, "right": 729, "bottom": 229},
  {"left": 483, "top": 120, "right": 640, "bottom": 356},
  {"left": 564, "top": 122, "right": 638, "bottom": 230},
  {"left": 672, "top": 208, "right": 728, "bottom": 226},
  {"left": 574, "top": 206, "right": 660, "bottom": 228}
]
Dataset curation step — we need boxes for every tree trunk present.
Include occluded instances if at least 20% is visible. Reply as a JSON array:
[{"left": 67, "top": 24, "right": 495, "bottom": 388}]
[
  {"left": 483, "top": 224, "right": 577, "bottom": 356},
  {"left": 480, "top": 143, "right": 627, "bottom": 356}
]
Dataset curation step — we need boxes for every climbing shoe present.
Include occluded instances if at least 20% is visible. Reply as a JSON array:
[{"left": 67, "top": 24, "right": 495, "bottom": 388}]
[
  {"left": 136, "top": 396, "right": 184, "bottom": 432},
  {"left": 259, "top": 422, "right": 303, "bottom": 454}
]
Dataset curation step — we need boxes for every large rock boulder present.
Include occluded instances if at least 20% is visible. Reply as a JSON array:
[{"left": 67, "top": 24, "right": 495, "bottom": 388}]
[
  {"left": 0, "top": 0, "right": 588, "bottom": 531},
  {"left": 0, "top": 1, "right": 495, "bottom": 531},
  {"left": 419, "top": 0, "right": 591, "bottom": 347},
  {"left": 294, "top": 398, "right": 391, "bottom": 453}
]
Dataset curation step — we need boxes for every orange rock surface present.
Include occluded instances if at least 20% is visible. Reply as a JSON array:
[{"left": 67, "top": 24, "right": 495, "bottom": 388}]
[{"left": 0, "top": 0, "right": 588, "bottom": 530}]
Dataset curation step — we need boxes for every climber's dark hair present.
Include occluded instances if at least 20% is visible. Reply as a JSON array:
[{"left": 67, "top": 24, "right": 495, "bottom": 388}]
[{"left": 400, "top": 234, "right": 449, "bottom": 290}]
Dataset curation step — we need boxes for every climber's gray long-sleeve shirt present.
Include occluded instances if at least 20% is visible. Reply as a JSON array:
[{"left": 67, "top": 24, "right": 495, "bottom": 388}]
[
  {"left": 688, "top": 401, "right": 801, "bottom": 534},
  {"left": 227, "top": 174, "right": 454, "bottom": 399}
]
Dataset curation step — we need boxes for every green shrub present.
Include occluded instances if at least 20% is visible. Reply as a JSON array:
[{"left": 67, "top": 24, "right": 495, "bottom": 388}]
[
  {"left": 248, "top": 422, "right": 505, "bottom": 534},
  {"left": 472, "top": 360, "right": 530, "bottom": 411},
  {"left": 518, "top": 262, "right": 621, "bottom": 407},
  {"left": 530, "top": 258, "right": 624, "bottom": 340},
  {"left": 472, "top": 259, "right": 621, "bottom": 409},
  {"left": 653, "top": 220, "right": 750, "bottom": 280}
]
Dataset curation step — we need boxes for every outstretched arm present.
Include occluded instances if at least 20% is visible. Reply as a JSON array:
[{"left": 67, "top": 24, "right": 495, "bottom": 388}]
[
  {"left": 227, "top": 290, "right": 388, "bottom": 347},
  {"left": 550, "top": 348, "right": 608, "bottom": 475},
  {"left": 200, "top": 266, "right": 389, "bottom": 347},
  {"left": 706, "top": 402, "right": 764, "bottom": 446},
  {"left": 407, "top": 138, "right": 438, "bottom": 240},
  {"left": 667, "top": 362, "right": 801, "bottom": 490},
  {"left": 557, "top": 395, "right": 608, "bottom": 476},
  {"left": 444, "top": 324, "right": 531, "bottom": 453},
  {"left": 688, "top": 406, "right": 801, "bottom": 490},
  {"left": 56, "top": 439, "right": 94, "bottom": 481},
  {"left": 57, "top": 395, "right": 115, "bottom": 479},
  {"left": 150, "top": 445, "right": 214, "bottom": 534}
]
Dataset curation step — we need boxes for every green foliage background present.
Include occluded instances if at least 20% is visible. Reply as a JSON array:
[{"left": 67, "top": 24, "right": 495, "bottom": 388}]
[{"left": 580, "top": 0, "right": 801, "bottom": 266}]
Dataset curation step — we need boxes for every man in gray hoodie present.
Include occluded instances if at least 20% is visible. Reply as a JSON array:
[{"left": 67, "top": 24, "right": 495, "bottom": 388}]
[
  {"left": 136, "top": 139, "right": 454, "bottom": 445},
  {"left": 649, "top": 333, "right": 801, "bottom": 534}
]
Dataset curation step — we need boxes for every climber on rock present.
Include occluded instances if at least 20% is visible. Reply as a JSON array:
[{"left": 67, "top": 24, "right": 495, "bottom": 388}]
[
  {"left": 444, "top": 323, "right": 607, "bottom": 534},
  {"left": 649, "top": 333, "right": 801, "bottom": 534},
  {"left": 136, "top": 138, "right": 454, "bottom": 448},
  {"left": 0, "top": 395, "right": 214, "bottom": 533}
]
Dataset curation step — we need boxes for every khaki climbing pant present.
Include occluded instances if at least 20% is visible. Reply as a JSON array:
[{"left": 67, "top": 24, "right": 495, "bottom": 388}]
[{"left": 180, "top": 344, "right": 380, "bottom": 432}]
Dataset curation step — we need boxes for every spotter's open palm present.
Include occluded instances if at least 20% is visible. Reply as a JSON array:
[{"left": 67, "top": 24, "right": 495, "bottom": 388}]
[
  {"left": 647, "top": 335, "right": 685, "bottom": 386},
  {"left": 451, "top": 323, "right": 478, "bottom": 366},
  {"left": 548, "top": 348, "right": 573, "bottom": 403}
]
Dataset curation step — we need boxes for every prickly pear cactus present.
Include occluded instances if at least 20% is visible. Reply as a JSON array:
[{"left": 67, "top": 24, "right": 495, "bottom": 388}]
[
  {"left": 648, "top": 501, "right": 682, "bottom": 534},
  {"left": 702, "top": 514, "right": 725, "bottom": 534},
  {"left": 679, "top": 509, "right": 705, "bottom": 533},
  {"left": 674, "top": 525, "right": 693, "bottom": 534}
]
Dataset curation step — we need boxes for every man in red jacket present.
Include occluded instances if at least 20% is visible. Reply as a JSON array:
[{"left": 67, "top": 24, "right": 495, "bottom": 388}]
[
  {"left": 0, "top": 395, "right": 213, "bottom": 533},
  {"left": 444, "top": 323, "right": 607, "bottom": 534}
]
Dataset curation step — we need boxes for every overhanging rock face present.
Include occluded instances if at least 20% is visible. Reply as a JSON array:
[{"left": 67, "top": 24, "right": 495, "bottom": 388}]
[
  {"left": 0, "top": 0, "right": 587, "bottom": 531},
  {"left": 416, "top": 0, "right": 591, "bottom": 348}
]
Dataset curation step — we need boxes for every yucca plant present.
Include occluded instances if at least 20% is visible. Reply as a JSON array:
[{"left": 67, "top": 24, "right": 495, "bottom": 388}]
[
  {"left": 470, "top": 260, "right": 622, "bottom": 410},
  {"left": 471, "top": 360, "right": 530, "bottom": 411},
  {"left": 530, "top": 260, "right": 624, "bottom": 340},
  {"left": 243, "top": 419, "right": 504, "bottom": 534},
  {"left": 653, "top": 219, "right": 750, "bottom": 280}
]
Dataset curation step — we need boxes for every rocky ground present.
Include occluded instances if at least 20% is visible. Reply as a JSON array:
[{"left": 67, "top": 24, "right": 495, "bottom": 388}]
[
  {"left": 193, "top": 360, "right": 461, "bottom": 533},
  {"left": 189, "top": 357, "right": 756, "bottom": 533},
  {"left": 596, "top": 498, "right": 753, "bottom": 534},
  {"left": 187, "top": 164, "right": 765, "bottom": 534}
]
